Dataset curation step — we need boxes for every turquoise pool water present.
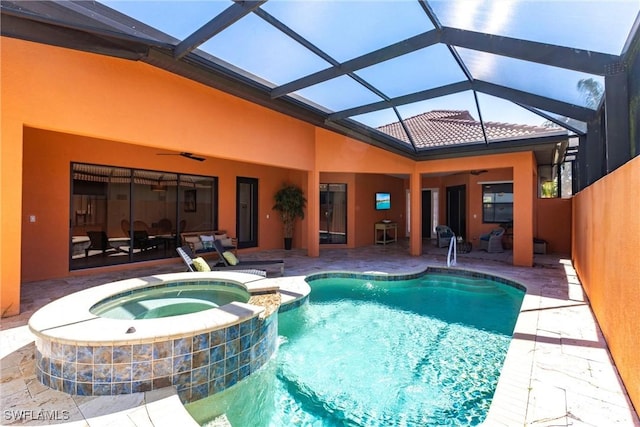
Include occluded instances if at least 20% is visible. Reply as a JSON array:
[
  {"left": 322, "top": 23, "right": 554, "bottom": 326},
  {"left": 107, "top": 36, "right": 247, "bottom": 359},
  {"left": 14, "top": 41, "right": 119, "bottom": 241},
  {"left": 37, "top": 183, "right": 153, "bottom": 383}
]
[
  {"left": 187, "top": 272, "right": 524, "bottom": 426},
  {"left": 90, "top": 283, "right": 250, "bottom": 319}
]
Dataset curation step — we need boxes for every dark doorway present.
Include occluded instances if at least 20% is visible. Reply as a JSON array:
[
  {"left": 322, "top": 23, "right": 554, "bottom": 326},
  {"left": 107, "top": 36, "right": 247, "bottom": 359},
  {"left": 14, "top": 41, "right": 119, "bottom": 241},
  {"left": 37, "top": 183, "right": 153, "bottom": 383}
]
[
  {"left": 236, "top": 177, "right": 258, "bottom": 249},
  {"left": 421, "top": 189, "right": 432, "bottom": 239},
  {"left": 319, "top": 183, "right": 347, "bottom": 244},
  {"left": 446, "top": 185, "right": 466, "bottom": 239}
]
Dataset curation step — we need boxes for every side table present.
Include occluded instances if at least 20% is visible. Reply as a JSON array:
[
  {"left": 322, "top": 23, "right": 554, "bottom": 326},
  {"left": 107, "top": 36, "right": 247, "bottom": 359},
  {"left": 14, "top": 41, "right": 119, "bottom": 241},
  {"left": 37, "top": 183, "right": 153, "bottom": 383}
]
[{"left": 457, "top": 241, "right": 472, "bottom": 253}]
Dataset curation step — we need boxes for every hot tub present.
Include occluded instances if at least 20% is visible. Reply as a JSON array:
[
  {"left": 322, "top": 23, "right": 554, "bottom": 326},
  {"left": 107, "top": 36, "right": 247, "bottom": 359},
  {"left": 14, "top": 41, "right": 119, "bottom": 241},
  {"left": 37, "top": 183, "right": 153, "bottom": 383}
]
[
  {"left": 90, "top": 282, "right": 251, "bottom": 320},
  {"left": 28, "top": 271, "right": 309, "bottom": 402}
]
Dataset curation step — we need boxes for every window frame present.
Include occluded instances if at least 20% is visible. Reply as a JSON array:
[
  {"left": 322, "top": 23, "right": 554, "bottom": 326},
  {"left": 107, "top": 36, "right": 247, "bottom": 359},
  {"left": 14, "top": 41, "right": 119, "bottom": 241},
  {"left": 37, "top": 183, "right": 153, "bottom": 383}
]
[{"left": 481, "top": 181, "right": 514, "bottom": 224}]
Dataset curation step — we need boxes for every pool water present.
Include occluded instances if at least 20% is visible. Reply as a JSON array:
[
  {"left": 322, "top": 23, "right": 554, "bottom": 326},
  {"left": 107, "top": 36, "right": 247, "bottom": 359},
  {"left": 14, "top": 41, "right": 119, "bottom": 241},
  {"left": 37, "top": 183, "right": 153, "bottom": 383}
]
[
  {"left": 187, "top": 273, "right": 524, "bottom": 426},
  {"left": 90, "top": 283, "right": 250, "bottom": 319}
]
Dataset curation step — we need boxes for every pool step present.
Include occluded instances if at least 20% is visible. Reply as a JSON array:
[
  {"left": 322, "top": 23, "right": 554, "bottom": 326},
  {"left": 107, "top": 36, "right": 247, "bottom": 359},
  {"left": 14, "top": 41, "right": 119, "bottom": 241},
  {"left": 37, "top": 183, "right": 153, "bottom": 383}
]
[{"left": 420, "top": 274, "right": 502, "bottom": 294}]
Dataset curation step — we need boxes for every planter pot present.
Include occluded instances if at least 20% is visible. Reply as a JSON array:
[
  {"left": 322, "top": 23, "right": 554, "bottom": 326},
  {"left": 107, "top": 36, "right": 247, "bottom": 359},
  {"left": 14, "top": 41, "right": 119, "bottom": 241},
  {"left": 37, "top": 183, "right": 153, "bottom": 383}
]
[{"left": 284, "top": 237, "right": 293, "bottom": 250}]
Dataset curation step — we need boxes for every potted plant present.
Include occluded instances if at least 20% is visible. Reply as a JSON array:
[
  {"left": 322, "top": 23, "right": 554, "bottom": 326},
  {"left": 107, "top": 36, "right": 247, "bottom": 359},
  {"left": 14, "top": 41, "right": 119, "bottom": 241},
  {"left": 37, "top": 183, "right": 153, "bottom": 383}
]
[{"left": 273, "top": 183, "right": 307, "bottom": 250}]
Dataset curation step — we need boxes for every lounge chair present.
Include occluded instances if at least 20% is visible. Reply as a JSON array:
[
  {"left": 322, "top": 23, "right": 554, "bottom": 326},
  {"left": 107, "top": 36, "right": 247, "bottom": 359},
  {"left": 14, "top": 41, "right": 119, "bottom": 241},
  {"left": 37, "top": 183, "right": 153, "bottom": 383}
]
[
  {"left": 176, "top": 246, "right": 267, "bottom": 277},
  {"left": 177, "top": 244, "right": 285, "bottom": 277},
  {"left": 479, "top": 228, "right": 505, "bottom": 253}
]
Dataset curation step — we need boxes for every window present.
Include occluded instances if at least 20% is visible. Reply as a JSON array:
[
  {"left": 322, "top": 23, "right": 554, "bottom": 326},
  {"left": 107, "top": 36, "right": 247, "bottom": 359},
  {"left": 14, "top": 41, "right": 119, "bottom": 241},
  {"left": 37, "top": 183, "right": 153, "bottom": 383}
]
[{"left": 482, "top": 183, "right": 513, "bottom": 223}]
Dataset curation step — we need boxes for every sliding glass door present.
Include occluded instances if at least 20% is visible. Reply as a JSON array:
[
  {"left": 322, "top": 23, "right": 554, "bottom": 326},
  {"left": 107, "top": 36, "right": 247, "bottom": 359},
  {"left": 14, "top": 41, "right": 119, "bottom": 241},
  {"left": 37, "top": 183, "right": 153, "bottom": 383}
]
[
  {"left": 70, "top": 163, "right": 217, "bottom": 270},
  {"left": 319, "top": 183, "right": 347, "bottom": 244}
]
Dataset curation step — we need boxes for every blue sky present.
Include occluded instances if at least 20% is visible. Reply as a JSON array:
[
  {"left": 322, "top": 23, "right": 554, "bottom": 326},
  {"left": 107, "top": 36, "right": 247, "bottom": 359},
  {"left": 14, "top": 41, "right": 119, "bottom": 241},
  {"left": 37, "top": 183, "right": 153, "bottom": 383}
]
[{"left": 102, "top": 1, "right": 639, "bottom": 128}]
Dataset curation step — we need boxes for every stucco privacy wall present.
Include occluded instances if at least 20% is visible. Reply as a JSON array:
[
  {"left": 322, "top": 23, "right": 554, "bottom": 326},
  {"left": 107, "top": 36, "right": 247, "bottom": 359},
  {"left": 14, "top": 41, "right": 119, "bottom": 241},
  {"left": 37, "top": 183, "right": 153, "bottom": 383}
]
[{"left": 572, "top": 155, "right": 640, "bottom": 411}]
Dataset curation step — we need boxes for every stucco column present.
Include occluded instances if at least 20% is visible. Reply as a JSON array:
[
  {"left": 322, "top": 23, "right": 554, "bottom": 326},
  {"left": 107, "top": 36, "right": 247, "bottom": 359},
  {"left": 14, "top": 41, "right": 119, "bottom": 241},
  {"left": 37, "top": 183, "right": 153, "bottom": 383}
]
[
  {"left": 306, "top": 169, "right": 320, "bottom": 257},
  {"left": 512, "top": 155, "right": 535, "bottom": 266},
  {"left": 409, "top": 170, "right": 423, "bottom": 256},
  {"left": 1, "top": 120, "right": 23, "bottom": 317}
]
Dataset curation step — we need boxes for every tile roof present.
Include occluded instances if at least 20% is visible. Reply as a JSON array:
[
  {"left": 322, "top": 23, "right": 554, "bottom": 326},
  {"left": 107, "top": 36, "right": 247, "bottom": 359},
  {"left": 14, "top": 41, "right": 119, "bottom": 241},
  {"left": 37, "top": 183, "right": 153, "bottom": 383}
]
[{"left": 377, "top": 110, "right": 564, "bottom": 149}]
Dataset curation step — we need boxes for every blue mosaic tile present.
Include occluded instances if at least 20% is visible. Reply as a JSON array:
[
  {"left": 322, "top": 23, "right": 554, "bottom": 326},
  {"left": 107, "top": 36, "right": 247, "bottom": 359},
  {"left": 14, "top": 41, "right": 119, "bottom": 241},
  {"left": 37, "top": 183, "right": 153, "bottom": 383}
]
[
  {"left": 76, "top": 364, "right": 93, "bottom": 383},
  {"left": 132, "top": 343, "right": 152, "bottom": 362},
  {"left": 50, "top": 360, "right": 62, "bottom": 378},
  {"left": 224, "top": 371, "right": 238, "bottom": 389},
  {"left": 76, "top": 382, "right": 92, "bottom": 396},
  {"left": 62, "top": 362, "right": 76, "bottom": 381},
  {"left": 191, "top": 383, "right": 209, "bottom": 402},
  {"left": 209, "top": 361, "right": 224, "bottom": 381},
  {"left": 113, "top": 363, "right": 132, "bottom": 382},
  {"left": 209, "top": 345, "right": 224, "bottom": 363},
  {"left": 192, "top": 350, "right": 209, "bottom": 369},
  {"left": 238, "top": 364, "right": 250, "bottom": 381},
  {"left": 93, "top": 364, "right": 112, "bottom": 382},
  {"left": 225, "top": 324, "right": 239, "bottom": 341},
  {"left": 173, "top": 372, "right": 191, "bottom": 390},
  {"left": 239, "top": 349, "right": 252, "bottom": 367},
  {"left": 113, "top": 382, "right": 132, "bottom": 394},
  {"left": 153, "top": 341, "right": 172, "bottom": 359},
  {"left": 153, "top": 376, "right": 171, "bottom": 389},
  {"left": 113, "top": 345, "right": 132, "bottom": 364},
  {"left": 225, "top": 355, "right": 238, "bottom": 373},
  {"left": 50, "top": 376, "right": 63, "bottom": 391},
  {"left": 210, "top": 377, "right": 225, "bottom": 394},
  {"left": 51, "top": 342, "right": 63, "bottom": 359},
  {"left": 173, "top": 337, "right": 192, "bottom": 356},
  {"left": 192, "top": 333, "right": 209, "bottom": 351},
  {"left": 93, "top": 347, "right": 112, "bottom": 364},
  {"left": 40, "top": 356, "right": 50, "bottom": 374},
  {"left": 62, "top": 344, "right": 77, "bottom": 362},
  {"left": 173, "top": 354, "right": 192, "bottom": 374},
  {"left": 209, "top": 329, "right": 225, "bottom": 347},
  {"left": 240, "top": 335, "right": 252, "bottom": 352},
  {"left": 152, "top": 359, "right": 172, "bottom": 378},
  {"left": 239, "top": 319, "right": 252, "bottom": 337},
  {"left": 131, "top": 362, "right": 152, "bottom": 381},
  {"left": 191, "top": 366, "right": 208, "bottom": 386},
  {"left": 132, "top": 380, "right": 152, "bottom": 393},
  {"left": 77, "top": 347, "right": 93, "bottom": 364},
  {"left": 63, "top": 379, "right": 75, "bottom": 394},
  {"left": 93, "top": 383, "right": 111, "bottom": 395},
  {"left": 226, "top": 339, "right": 240, "bottom": 357}
]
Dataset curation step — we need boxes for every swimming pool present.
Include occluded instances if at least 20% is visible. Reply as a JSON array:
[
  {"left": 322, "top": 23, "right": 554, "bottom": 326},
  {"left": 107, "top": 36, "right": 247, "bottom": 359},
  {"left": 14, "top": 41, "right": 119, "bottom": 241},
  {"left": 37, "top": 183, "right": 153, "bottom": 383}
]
[
  {"left": 90, "top": 283, "right": 250, "bottom": 319},
  {"left": 186, "top": 269, "right": 525, "bottom": 426}
]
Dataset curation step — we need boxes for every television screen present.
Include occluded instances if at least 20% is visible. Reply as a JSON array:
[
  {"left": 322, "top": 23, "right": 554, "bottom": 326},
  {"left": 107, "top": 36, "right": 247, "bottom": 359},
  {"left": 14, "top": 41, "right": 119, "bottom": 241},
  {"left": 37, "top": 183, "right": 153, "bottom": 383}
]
[{"left": 375, "top": 192, "right": 391, "bottom": 210}]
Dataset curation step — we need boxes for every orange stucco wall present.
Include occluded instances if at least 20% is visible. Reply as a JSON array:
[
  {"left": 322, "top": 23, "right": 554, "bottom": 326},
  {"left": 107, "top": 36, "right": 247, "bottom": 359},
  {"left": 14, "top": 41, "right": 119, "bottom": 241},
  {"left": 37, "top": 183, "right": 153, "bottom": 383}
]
[
  {"left": 572, "top": 155, "right": 640, "bottom": 410},
  {"left": 2, "top": 36, "right": 553, "bottom": 317},
  {"left": 21, "top": 128, "right": 306, "bottom": 282},
  {"left": 536, "top": 198, "right": 572, "bottom": 254}
]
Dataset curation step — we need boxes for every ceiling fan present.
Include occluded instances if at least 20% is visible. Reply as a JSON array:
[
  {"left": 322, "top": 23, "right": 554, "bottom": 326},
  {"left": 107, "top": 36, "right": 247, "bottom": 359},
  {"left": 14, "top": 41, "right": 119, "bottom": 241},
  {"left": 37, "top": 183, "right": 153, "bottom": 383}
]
[
  {"left": 470, "top": 169, "right": 488, "bottom": 175},
  {"left": 156, "top": 152, "right": 206, "bottom": 162}
]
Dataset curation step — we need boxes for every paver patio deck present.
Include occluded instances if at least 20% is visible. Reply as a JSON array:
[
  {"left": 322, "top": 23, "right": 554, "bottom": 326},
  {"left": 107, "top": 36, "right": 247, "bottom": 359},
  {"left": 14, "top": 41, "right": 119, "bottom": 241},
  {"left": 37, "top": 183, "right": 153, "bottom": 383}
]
[{"left": 1, "top": 241, "right": 638, "bottom": 426}]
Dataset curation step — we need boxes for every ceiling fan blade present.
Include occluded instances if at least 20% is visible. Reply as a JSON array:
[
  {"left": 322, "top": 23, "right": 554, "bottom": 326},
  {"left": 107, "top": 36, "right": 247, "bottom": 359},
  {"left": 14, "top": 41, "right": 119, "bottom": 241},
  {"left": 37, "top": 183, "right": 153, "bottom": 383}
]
[
  {"left": 156, "top": 152, "right": 206, "bottom": 161},
  {"left": 180, "top": 152, "right": 206, "bottom": 162}
]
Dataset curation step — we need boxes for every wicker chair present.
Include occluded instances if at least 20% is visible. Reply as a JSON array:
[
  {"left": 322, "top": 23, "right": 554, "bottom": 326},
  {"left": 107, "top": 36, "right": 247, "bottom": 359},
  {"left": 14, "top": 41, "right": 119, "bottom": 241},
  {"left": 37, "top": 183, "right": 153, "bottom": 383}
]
[
  {"left": 479, "top": 228, "right": 505, "bottom": 253},
  {"left": 435, "top": 225, "right": 455, "bottom": 248}
]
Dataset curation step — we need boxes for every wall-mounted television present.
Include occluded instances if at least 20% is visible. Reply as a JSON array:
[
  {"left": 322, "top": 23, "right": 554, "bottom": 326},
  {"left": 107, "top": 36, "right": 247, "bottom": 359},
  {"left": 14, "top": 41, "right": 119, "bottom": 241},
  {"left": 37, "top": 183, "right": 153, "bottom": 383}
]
[{"left": 375, "top": 192, "right": 391, "bottom": 210}]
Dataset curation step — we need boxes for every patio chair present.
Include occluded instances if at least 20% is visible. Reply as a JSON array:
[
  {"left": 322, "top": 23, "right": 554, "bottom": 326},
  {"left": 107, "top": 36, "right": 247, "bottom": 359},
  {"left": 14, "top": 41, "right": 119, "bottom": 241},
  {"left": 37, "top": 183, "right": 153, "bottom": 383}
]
[
  {"left": 479, "top": 228, "right": 505, "bottom": 253},
  {"left": 435, "top": 225, "right": 455, "bottom": 248},
  {"left": 85, "top": 231, "right": 117, "bottom": 257},
  {"left": 176, "top": 246, "right": 267, "bottom": 277},
  {"left": 211, "top": 240, "right": 284, "bottom": 276}
]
